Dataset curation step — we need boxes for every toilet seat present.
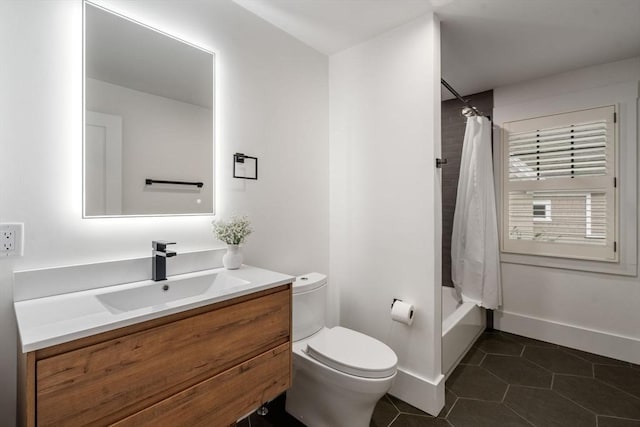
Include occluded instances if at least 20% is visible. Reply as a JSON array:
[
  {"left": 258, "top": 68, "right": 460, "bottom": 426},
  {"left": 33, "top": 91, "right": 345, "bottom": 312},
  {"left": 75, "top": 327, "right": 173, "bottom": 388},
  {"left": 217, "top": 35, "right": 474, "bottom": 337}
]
[{"left": 305, "top": 327, "right": 397, "bottom": 379}]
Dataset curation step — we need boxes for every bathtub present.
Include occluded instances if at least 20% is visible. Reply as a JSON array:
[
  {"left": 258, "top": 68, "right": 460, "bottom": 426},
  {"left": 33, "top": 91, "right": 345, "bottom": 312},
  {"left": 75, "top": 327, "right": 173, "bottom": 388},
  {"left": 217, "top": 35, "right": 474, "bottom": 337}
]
[{"left": 442, "top": 286, "right": 486, "bottom": 378}]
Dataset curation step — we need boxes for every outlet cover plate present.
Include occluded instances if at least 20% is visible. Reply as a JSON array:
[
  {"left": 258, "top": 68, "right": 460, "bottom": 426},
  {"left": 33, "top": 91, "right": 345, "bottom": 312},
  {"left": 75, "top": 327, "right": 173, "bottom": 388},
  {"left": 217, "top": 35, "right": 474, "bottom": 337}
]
[{"left": 0, "top": 223, "right": 24, "bottom": 257}]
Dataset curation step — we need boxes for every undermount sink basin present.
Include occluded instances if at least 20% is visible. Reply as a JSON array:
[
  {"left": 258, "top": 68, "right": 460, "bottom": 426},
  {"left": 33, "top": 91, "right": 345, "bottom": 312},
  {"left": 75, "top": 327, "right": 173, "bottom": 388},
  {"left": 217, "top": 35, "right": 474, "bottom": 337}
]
[{"left": 96, "top": 272, "right": 250, "bottom": 314}]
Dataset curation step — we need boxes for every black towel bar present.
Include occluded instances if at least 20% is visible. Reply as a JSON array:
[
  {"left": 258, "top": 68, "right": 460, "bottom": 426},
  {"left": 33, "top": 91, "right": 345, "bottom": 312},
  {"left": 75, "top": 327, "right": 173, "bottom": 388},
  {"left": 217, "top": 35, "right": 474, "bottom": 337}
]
[{"left": 145, "top": 179, "right": 203, "bottom": 188}]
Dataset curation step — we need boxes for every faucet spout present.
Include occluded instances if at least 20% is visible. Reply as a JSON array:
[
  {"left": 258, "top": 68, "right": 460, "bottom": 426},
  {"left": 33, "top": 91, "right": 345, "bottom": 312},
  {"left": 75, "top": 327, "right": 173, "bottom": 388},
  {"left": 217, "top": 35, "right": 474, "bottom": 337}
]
[
  {"left": 153, "top": 249, "right": 177, "bottom": 258},
  {"left": 152, "top": 241, "right": 177, "bottom": 281}
]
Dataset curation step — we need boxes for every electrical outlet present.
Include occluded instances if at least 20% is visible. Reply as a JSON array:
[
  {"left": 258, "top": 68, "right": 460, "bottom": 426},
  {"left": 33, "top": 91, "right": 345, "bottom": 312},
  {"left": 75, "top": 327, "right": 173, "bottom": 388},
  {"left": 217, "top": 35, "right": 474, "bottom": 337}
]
[
  {"left": 0, "top": 223, "right": 24, "bottom": 257},
  {"left": 1, "top": 230, "right": 15, "bottom": 252}
]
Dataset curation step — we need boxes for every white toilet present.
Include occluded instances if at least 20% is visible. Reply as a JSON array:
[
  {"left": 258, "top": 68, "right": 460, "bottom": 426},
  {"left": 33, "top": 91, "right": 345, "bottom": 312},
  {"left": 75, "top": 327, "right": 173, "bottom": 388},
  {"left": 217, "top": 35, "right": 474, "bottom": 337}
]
[{"left": 285, "top": 273, "right": 398, "bottom": 427}]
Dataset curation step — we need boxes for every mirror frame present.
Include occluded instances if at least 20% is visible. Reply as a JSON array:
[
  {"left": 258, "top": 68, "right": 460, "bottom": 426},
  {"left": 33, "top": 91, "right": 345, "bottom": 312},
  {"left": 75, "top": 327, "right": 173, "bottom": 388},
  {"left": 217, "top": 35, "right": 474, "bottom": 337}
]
[{"left": 82, "top": 1, "right": 216, "bottom": 218}]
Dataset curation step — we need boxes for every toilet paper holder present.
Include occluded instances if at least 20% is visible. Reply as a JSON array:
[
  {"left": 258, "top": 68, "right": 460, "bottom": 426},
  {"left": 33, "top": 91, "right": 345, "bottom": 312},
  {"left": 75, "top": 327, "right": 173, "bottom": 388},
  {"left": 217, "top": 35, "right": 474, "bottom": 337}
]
[{"left": 391, "top": 298, "right": 414, "bottom": 319}]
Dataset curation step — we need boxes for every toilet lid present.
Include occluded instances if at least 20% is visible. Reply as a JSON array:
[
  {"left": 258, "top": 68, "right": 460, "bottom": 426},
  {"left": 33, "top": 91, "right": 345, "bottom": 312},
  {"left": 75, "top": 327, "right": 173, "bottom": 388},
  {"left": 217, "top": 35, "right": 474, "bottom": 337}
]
[{"left": 305, "top": 327, "right": 397, "bottom": 378}]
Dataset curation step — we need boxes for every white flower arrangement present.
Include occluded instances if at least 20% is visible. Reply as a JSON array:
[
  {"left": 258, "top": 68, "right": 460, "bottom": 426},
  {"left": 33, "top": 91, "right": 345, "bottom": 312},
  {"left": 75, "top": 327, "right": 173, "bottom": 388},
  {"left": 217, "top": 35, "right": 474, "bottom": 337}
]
[{"left": 212, "top": 216, "right": 252, "bottom": 245}]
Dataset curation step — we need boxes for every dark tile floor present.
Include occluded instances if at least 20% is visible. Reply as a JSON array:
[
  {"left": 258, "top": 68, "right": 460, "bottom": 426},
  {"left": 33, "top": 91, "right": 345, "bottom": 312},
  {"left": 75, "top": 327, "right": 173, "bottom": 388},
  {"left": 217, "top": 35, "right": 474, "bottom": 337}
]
[
  {"left": 236, "top": 394, "right": 304, "bottom": 427},
  {"left": 238, "top": 330, "right": 640, "bottom": 426}
]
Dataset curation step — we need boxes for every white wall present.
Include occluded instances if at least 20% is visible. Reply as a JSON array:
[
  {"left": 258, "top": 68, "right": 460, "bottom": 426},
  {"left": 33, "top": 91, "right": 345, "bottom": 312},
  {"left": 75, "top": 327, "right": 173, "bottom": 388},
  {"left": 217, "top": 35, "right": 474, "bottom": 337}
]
[
  {"left": 493, "top": 57, "right": 640, "bottom": 363},
  {"left": 87, "top": 78, "right": 214, "bottom": 215},
  {"left": 330, "top": 14, "right": 443, "bottom": 415},
  {"left": 0, "top": 0, "right": 328, "bottom": 423}
]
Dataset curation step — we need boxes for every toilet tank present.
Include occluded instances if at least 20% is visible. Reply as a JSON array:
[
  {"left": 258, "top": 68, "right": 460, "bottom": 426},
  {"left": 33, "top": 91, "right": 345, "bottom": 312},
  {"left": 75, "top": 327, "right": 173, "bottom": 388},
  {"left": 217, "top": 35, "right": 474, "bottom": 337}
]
[{"left": 292, "top": 273, "right": 327, "bottom": 342}]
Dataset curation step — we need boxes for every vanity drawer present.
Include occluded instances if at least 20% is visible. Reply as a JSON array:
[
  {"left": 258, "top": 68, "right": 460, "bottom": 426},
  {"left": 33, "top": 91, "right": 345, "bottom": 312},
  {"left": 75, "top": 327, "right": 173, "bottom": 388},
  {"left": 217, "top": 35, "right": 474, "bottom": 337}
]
[
  {"left": 36, "top": 288, "right": 290, "bottom": 426},
  {"left": 113, "top": 343, "right": 290, "bottom": 427}
]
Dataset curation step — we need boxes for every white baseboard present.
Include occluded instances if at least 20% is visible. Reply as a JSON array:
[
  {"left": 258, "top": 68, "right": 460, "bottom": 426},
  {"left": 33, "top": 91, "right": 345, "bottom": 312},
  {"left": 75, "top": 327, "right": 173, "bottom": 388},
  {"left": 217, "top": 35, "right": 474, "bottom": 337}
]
[
  {"left": 388, "top": 368, "right": 444, "bottom": 416},
  {"left": 494, "top": 310, "right": 640, "bottom": 364}
]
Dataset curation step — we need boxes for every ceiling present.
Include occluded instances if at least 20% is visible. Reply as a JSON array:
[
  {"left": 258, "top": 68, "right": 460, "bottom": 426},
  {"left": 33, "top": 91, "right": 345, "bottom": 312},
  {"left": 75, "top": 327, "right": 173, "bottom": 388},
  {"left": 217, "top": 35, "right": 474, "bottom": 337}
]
[
  {"left": 233, "top": 0, "right": 640, "bottom": 99},
  {"left": 233, "top": 0, "right": 437, "bottom": 54}
]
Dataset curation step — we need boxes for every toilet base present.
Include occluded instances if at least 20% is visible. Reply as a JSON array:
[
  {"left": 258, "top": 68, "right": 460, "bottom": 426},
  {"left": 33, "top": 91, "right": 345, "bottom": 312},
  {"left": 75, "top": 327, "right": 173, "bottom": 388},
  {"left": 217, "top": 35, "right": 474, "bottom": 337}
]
[{"left": 285, "top": 349, "right": 395, "bottom": 427}]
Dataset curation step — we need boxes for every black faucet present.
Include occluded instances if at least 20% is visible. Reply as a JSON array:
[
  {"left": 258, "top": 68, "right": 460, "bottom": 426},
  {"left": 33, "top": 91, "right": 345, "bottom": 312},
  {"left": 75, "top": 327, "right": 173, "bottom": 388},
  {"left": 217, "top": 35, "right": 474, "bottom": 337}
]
[{"left": 152, "top": 241, "right": 177, "bottom": 281}]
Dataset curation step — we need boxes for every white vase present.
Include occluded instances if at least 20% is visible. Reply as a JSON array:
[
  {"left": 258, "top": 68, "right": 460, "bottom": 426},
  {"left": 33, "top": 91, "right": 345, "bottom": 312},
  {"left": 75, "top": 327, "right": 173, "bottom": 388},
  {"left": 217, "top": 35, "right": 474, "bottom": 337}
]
[{"left": 223, "top": 244, "right": 243, "bottom": 270}]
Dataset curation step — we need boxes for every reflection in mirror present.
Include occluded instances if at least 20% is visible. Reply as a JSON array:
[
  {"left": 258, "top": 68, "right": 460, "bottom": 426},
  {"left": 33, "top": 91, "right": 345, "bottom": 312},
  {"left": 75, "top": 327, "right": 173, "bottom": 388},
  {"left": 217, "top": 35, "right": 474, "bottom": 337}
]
[{"left": 84, "top": 3, "right": 214, "bottom": 217}]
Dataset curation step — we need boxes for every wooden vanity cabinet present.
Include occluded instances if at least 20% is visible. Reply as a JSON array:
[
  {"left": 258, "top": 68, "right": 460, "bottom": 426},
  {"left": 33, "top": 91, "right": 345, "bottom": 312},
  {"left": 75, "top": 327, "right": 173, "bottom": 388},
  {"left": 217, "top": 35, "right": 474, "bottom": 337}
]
[{"left": 17, "top": 284, "right": 292, "bottom": 427}]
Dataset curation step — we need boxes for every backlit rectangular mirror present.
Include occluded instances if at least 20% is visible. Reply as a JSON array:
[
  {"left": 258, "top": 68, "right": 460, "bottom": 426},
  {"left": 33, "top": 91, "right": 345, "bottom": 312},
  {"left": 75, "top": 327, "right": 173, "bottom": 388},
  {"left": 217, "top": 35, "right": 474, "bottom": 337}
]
[{"left": 84, "top": 2, "right": 214, "bottom": 217}]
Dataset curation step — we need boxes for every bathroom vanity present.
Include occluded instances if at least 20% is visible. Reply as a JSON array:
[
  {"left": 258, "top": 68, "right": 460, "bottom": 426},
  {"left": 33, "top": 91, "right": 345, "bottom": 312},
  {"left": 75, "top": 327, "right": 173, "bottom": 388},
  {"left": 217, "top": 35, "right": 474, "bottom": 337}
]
[{"left": 15, "top": 265, "right": 293, "bottom": 426}]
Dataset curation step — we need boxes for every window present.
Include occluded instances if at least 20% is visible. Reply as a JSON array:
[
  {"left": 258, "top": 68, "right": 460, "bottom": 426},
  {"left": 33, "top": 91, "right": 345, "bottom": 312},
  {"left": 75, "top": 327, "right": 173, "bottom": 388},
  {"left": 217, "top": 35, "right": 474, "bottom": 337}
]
[
  {"left": 532, "top": 200, "right": 551, "bottom": 222},
  {"left": 501, "top": 105, "right": 617, "bottom": 261}
]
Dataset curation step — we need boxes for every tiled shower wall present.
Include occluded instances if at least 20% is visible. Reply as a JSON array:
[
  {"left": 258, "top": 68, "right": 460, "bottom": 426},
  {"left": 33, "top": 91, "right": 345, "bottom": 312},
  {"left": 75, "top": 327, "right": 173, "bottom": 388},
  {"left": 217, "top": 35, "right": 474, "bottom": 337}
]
[{"left": 441, "top": 90, "right": 494, "bottom": 288}]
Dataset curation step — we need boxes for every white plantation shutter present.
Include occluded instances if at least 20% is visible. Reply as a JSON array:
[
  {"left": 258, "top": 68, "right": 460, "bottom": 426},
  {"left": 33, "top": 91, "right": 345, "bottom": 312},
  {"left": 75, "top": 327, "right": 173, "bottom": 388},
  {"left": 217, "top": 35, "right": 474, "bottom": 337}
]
[
  {"left": 508, "top": 121, "right": 607, "bottom": 180},
  {"left": 501, "top": 106, "right": 617, "bottom": 261}
]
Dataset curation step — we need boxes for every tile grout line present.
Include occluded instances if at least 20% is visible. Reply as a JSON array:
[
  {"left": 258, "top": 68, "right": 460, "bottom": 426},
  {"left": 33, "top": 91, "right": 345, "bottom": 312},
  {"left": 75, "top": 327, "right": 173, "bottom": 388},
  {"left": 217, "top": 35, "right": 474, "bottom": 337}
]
[
  {"left": 557, "top": 347, "right": 615, "bottom": 365},
  {"left": 477, "top": 359, "right": 537, "bottom": 427},
  {"left": 509, "top": 384, "right": 555, "bottom": 391},
  {"left": 481, "top": 350, "right": 523, "bottom": 357},
  {"left": 483, "top": 351, "right": 555, "bottom": 389},
  {"left": 599, "top": 415, "right": 640, "bottom": 422},
  {"left": 386, "top": 394, "right": 401, "bottom": 413},
  {"left": 445, "top": 397, "right": 461, "bottom": 423},
  {"left": 594, "top": 361, "right": 635, "bottom": 367},
  {"left": 386, "top": 412, "right": 400, "bottom": 427},
  {"left": 502, "top": 399, "right": 538, "bottom": 427},
  {"left": 550, "top": 371, "right": 598, "bottom": 379},
  {"left": 551, "top": 380, "right": 601, "bottom": 418},
  {"left": 398, "top": 412, "right": 439, "bottom": 418},
  {"left": 501, "top": 384, "right": 511, "bottom": 403},
  {"left": 523, "top": 344, "right": 600, "bottom": 378},
  {"left": 479, "top": 331, "right": 524, "bottom": 357},
  {"left": 590, "top": 375, "right": 640, "bottom": 401},
  {"left": 478, "top": 363, "right": 511, "bottom": 388},
  {"left": 522, "top": 355, "right": 570, "bottom": 377},
  {"left": 592, "top": 364, "right": 640, "bottom": 400},
  {"left": 443, "top": 395, "right": 458, "bottom": 419},
  {"left": 451, "top": 396, "right": 506, "bottom": 403},
  {"left": 498, "top": 330, "right": 555, "bottom": 349}
]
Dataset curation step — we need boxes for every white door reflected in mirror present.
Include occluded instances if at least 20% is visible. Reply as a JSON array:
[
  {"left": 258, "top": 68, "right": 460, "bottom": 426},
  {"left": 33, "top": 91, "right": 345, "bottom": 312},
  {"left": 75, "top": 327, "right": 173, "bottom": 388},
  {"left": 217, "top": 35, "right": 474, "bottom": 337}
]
[{"left": 85, "top": 111, "right": 122, "bottom": 216}]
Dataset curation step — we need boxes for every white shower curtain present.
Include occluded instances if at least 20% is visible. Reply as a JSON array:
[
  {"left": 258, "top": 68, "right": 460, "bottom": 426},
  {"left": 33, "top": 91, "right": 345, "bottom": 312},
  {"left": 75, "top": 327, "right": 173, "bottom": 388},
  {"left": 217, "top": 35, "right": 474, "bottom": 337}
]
[{"left": 451, "top": 116, "right": 502, "bottom": 309}]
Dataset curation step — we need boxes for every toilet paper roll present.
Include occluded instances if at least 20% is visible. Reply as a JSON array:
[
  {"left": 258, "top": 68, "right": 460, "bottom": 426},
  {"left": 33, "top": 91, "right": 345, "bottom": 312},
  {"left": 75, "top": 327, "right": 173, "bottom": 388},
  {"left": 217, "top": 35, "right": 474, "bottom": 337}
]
[{"left": 391, "top": 300, "right": 414, "bottom": 325}]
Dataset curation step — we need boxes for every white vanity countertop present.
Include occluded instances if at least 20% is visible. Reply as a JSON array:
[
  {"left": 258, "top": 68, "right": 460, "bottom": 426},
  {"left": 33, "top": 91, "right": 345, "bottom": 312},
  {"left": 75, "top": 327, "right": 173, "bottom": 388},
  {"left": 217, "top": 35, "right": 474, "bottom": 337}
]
[{"left": 14, "top": 265, "right": 294, "bottom": 353}]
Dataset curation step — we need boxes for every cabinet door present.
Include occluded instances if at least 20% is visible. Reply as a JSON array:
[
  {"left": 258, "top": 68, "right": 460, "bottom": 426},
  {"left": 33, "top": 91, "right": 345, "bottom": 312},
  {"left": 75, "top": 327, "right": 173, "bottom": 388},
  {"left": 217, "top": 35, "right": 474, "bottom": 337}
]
[
  {"left": 37, "top": 289, "right": 290, "bottom": 426},
  {"left": 113, "top": 343, "right": 290, "bottom": 427}
]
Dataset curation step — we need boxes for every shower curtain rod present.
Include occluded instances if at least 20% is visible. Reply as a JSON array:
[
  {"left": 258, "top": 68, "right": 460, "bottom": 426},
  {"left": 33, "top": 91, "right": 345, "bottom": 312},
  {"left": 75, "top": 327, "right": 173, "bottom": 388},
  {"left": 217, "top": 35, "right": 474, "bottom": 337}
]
[{"left": 441, "top": 78, "right": 487, "bottom": 118}]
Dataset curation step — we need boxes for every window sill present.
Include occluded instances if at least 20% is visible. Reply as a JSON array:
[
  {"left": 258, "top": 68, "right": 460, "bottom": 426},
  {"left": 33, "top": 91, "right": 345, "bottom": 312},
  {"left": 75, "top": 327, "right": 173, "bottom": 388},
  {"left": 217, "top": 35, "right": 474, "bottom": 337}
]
[{"left": 500, "top": 252, "right": 637, "bottom": 276}]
